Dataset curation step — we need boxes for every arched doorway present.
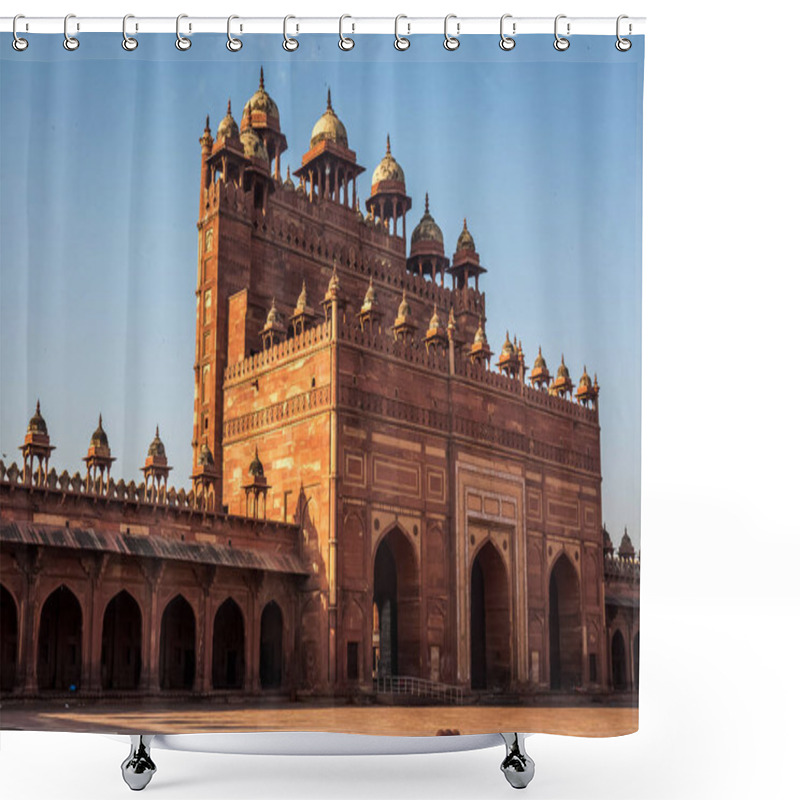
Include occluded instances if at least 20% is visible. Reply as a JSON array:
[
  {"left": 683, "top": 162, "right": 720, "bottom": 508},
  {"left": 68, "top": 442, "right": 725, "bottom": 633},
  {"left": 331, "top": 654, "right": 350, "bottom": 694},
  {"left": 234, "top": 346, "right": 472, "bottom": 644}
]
[
  {"left": 548, "top": 554, "right": 582, "bottom": 690},
  {"left": 611, "top": 630, "right": 627, "bottom": 690},
  {"left": 37, "top": 585, "right": 82, "bottom": 691},
  {"left": 101, "top": 591, "right": 142, "bottom": 690},
  {"left": 1, "top": 585, "right": 18, "bottom": 692},
  {"left": 260, "top": 601, "right": 283, "bottom": 689},
  {"left": 633, "top": 631, "right": 640, "bottom": 690},
  {"left": 159, "top": 594, "right": 195, "bottom": 690},
  {"left": 372, "top": 528, "right": 419, "bottom": 679},
  {"left": 470, "top": 542, "right": 511, "bottom": 691},
  {"left": 212, "top": 598, "right": 245, "bottom": 690}
]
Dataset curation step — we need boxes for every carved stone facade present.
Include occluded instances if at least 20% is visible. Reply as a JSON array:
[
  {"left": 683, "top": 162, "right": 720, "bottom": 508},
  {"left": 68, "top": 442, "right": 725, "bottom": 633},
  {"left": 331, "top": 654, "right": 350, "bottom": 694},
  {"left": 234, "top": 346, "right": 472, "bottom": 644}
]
[{"left": 0, "top": 69, "right": 638, "bottom": 702}]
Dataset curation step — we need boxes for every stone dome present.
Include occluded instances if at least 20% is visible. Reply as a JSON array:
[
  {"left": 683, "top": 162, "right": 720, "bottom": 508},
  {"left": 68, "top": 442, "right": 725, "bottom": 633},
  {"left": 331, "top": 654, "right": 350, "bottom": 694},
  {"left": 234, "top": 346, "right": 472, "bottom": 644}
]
[
  {"left": 396, "top": 290, "right": 411, "bottom": 321},
  {"left": 90, "top": 414, "right": 108, "bottom": 448},
  {"left": 372, "top": 135, "right": 405, "bottom": 185},
  {"left": 27, "top": 400, "right": 48, "bottom": 436},
  {"left": 579, "top": 366, "right": 591, "bottom": 389},
  {"left": 557, "top": 355, "right": 570, "bottom": 380},
  {"left": 456, "top": 218, "right": 475, "bottom": 252},
  {"left": 245, "top": 67, "right": 280, "bottom": 122},
  {"left": 147, "top": 427, "right": 166, "bottom": 459},
  {"left": 411, "top": 194, "right": 444, "bottom": 246},
  {"left": 361, "top": 278, "right": 378, "bottom": 313},
  {"left": 310, "top": 90, "right": 348, "bottom": 149},
  {"left": 534, "top": 346, "right": 547, "bottom": 370},
  {"left": 501, "top": 332, "right": 514, "bottom": 356},
  {"left": 474, "top": 323, "right": 488, "bottom": 345},
  {"left": 217, "top": 99, "right": 239, "bottom": 141},
  {"left": 283, "top": 166, "right": 295, "bottom": 190},
  {"left": 249, "top": 448, "right": 265, "bottom": 478},
  {"left": 198, "top": 442, "right": 214, "bottom": 467},
  {"left": 240, "top": 103, "right": 268, "bottom": 160},
  {"left": 618, "top": 528, "right": 636, "bottom": 560}
]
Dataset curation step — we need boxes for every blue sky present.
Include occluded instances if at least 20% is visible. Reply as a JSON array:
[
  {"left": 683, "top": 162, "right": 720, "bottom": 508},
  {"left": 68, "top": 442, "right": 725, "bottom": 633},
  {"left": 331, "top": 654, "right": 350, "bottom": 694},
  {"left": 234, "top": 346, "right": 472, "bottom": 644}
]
[{"left": 0, "top": 34, "right": 643, "bottom": 548}]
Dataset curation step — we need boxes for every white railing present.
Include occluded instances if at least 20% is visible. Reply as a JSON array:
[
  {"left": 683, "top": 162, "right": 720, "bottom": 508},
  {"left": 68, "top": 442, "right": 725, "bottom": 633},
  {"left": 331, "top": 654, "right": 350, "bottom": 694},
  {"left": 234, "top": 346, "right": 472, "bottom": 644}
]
[{"left": 374, "top": 675, "right": 464, "bottom": 705}]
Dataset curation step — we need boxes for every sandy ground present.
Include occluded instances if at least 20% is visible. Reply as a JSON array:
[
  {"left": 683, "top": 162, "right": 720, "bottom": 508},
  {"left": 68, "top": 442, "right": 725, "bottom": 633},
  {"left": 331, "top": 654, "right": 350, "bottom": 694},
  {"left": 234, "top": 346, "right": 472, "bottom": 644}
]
[{"left": 0, "top": 701, "right": 637, "bottom": 737}]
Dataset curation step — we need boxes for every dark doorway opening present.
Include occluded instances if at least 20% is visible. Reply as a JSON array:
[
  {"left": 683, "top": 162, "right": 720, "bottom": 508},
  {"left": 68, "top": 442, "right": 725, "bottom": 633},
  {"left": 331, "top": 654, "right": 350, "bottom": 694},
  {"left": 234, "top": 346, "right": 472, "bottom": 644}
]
[
  {"left": 259, "top": 601, "right": 283, "bottom": 689},
  {"left": 101, "top": 590, "right": 142, "bottom": 690},
  {"left": 611, "top": 630, "right": 627, "bottom": 690},
  {"left": 372, "top": 529, "right": 419, "bottom": 679},
  {"left": 1, "top": 585, "right": 18, "bottom": 692},
  {"left": 159, "top": 594, "right": 195, "bottom": 690},
  {"left": 470, "top": 542, "right": 511, "bottom": 691},
  {"left": 549, "top": 554, "right": 582, "bottom": 690},
  {"left": 38, "top": 585, "right": 82, "bottom": 691},
  {"left": 213, "top": 598, "right": 245, "bottom": 690}
]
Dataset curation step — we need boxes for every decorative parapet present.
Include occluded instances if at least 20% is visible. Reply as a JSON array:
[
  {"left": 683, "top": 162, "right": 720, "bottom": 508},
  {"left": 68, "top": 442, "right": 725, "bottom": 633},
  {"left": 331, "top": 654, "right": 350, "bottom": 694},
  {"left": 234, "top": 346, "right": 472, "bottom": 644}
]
[
  {"left": 0, "top": 458, "right": 294, "bottom": 534},
  {"left": 604, "top": 554, "right": 641, "bottom": 581},
  {"left": 224, "top": 319, "right": 332, "bottom": 384},
  {"left": 223, "top": 384, "right": 331, "bottom": 443}
]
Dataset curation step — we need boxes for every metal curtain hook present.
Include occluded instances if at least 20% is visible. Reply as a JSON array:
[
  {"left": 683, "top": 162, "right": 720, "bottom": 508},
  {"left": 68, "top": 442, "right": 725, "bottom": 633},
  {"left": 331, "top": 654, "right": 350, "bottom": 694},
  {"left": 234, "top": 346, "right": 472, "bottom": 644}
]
[
  {"left": 444, "top": 14, "right": 460, "bottom": 51},
  {"left": 12, "top": 14, "right": 29, "bottom": 51},
  {"left": 554, "top": 14, "right": 570, "bottom": 51},
  {"left": 63, "top": 13, "right": 79, "bottom": 51},
  {"left": 227, "top": 15, "right": 242, "bottom": 51},
  {"left": 499, "top": 14, "right": 515, "bottom": 51},
  {"left": 394, "top": 15, "right": 410, "bottom": 51},
  {"left": 283, "top": 15, "right": 299, "bottom": 51},
  {"left": 176, "top": 14, "right": 191, "bottom": 51},
  {"left": 122, "top": 14, "right": 138, "bottom": 51},
  {"left": 616, "top": 14, "right": 632, "bottom": 51},
  {"left": 339, "top": 15, "right": 354, "bottom": 50}
]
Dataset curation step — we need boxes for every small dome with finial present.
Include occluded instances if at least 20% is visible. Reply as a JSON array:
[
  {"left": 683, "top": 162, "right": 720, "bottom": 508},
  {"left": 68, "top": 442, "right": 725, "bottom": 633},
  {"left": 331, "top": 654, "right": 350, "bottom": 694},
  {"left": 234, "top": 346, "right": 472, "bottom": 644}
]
[
  {"left": 311, "top": 89, "right": 348, "bottom": 148},
  {"left": 618, "top": 527, "right": 635, "bottom": 560},
  {"left": 456, "top": 218, "right": 476, "bottom": 252},
  {"left": 294, "top": 281, "right": 308, "bottom": 314},
  {"left": 579, "top": 366, "right": 591, "bottom": 389},
  {"left": 245, "top": 66, "right": 280, "bottom": 122},
  {"left": 534, "top": 346, "right": 547, "bottom": 370},
  {"left": 396, "top": 290, "right": 411, "bottom": 321},
  {"left": 372, "top": 134, "right": 405, "bottom": 186},
  {"left": 326, "top": 263, "right": 340, "bottom": 297},
  {"left": 283, "top": 165, "right": 295, "bottom": 190},
  {"left": 239, "top": 103, "right": 268, "bottom": 160},
  {"left": 411, "top": 193, "right": 444, "bottom": 246},
  {"left": 217, "top": 99, "right": 239, "bottom": 141},
  {"left": 361, "top": 278, "right": 378, "bottom": 313},
  {"left": 249, "top": 447, "right": 264, "bottom": 477},
  {"left": 428, "top": 305, "right": 443, "bottom": 332},
  {"left": 26, "top": 400, "right": 48, "bottom": 436},
  {"left": 90, "top": 414, "right": 108, "bottom": 449},
  {"left": 603, "top": 524, "right": 614, "bottom": 557},
  {"left": 198, "top": 442, "right": 214, "bottom": 467},
  {"left": 473, "top": 323, "right": 488, "bottom": 345},
  {"left": 501, "top": 331, "right": 514, "bottom": 357},
  {"left": 557, "top": 355, "right": 570, "bottom": 380},
  {"left": 266, "top": 298, "right": 279, "bottom": 326},
  {"left": 147, "top": 426, "right": 166, "bottom": 459}
]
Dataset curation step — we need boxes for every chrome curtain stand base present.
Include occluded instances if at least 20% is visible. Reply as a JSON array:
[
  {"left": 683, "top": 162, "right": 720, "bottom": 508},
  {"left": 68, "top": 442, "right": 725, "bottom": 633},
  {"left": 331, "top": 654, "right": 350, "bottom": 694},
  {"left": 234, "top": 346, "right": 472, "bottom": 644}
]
[
  {"left": 119, "top": 732, "right": 534, "bottom": 790},
  {"left": 500, "top": 733, "right": 535, "bottom": 789},
  {"left": 121, "top": 735, "right": 157, "bottom": 791}
]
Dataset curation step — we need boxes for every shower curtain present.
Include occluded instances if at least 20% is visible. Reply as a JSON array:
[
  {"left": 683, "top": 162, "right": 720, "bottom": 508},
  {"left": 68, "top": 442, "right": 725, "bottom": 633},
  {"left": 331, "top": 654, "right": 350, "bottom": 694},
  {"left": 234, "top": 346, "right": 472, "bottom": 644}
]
[{"left": 0, "top": 29, "right": 643, "bottom": 739}]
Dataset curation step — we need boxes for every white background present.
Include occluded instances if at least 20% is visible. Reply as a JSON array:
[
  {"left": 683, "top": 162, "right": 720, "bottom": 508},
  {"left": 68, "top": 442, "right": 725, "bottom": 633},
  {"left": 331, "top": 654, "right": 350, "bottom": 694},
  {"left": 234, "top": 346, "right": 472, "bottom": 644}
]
[{"left": 2, "top": 1, "right": 799, "bottom": 798}]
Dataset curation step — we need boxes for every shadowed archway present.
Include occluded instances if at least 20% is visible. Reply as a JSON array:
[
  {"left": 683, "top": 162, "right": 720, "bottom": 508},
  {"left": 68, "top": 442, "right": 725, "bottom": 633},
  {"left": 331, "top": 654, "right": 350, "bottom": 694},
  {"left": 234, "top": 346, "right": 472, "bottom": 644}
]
[
  {"left": 1, "top": 585, "right": 18, "bottom": 692},
  {"left": 611, "top": 629, "right": 627, "bottom": 690},
  {"left": 101, "top": 590, "right": 142, "bottom": 690},
  {"left": 372, "top": 528, "right": 420, "bottom": 679},
  {"left": 38, "top": 585, "right": 82, "bottom": 691},
  {"left": 159, "top": 594, "right": 195, "bottom": 690},
  {"left": 470, "top": 542, "right": 511, "bottom": 691},
  {"left": 549, "top": 554, "right": 582, "bottom": 690},
  {"left": 633, "top": 631, "right": 640, "bottom": 690},
  {"left": 213, "top": 598, "right": 245, "bottom": 690},
  {"left": 260, "top": 601, "right": 283, "bottom": 689}
]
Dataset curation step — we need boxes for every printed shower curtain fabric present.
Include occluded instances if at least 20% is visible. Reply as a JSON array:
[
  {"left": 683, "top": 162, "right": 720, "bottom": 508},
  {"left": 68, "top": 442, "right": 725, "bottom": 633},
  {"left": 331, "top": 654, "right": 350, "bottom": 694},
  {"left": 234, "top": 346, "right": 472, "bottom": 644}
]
[{"left": 0, "top": 31, "right": 643, "bottom": 738}]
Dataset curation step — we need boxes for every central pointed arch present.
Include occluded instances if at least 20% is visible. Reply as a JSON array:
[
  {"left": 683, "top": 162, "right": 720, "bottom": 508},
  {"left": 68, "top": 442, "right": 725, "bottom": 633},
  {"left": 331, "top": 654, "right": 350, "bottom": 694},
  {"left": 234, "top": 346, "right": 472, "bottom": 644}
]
[
  {"left": 470, "top": 541, "right": 511, "bottom": 690},
  {"left": 38, "top": 585, "right": 82, "bottom": 691},
  {"left": 549, "top": 553, "right": 582, "bottom": 690},
  {"left": 372, "top": 527, "right": 420, "bottom": 679},
  {"left": 101, "top": 590, "right": 142, "bottom": 690},
  {"left": 213, "top": 597, "right": 245, "bottom": 690},
  {"left": 159, "top": 594, "right": 196, "bottom": 690}
]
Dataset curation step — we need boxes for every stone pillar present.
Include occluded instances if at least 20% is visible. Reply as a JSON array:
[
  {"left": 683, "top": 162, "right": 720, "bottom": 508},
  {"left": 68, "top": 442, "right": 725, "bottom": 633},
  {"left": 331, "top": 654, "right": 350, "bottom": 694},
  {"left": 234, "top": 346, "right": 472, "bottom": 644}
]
[
  {"left": 141, "top": 561, "right": 164, "bottom": 693},
  {"left": 18, "top": 549, "right": 42, "bottom": 695},
  {"left": 196, "top": 566, "right": 216, "bottom": 693}
]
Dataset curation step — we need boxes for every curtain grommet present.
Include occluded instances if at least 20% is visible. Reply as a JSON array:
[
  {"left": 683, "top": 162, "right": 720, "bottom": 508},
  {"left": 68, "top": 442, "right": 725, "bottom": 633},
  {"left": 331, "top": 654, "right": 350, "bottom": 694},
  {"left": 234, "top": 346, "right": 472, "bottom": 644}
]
[
  {"left": 63, "top": 13, "right": 80, "bottom": 51},
  {"left": 553, "top": 14, "right": 570, "bottom": 51},
  {"left": 175, "top": 14, "right": 191, "bottom": 51},
  {"left": 283, "top": 15, "right": 299, "bottom": 52},
  {"left": 444, "top": 14, "right": 460, "bottom": 51}
]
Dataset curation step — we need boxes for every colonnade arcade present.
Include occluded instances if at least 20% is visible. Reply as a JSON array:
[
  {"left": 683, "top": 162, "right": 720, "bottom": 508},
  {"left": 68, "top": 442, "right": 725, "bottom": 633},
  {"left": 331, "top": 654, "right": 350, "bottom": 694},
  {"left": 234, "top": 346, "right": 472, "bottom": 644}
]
[{"left": 0, "top": 573, "right": 288, "bottom": 696}]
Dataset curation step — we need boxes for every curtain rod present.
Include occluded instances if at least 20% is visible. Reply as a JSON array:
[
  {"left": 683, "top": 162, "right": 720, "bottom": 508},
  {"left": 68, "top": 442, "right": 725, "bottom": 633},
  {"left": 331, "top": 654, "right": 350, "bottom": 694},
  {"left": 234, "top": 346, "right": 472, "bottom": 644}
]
[{"left": 0, "top": 16, "right": 646, "bottom": 36}]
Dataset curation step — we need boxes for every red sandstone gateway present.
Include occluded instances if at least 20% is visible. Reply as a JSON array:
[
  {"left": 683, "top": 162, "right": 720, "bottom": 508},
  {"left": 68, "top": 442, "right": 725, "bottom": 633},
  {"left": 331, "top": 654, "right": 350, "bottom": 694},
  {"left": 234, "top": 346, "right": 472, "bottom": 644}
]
[{"left": 0, "top": 21, "right": 643, "bottom": 793}]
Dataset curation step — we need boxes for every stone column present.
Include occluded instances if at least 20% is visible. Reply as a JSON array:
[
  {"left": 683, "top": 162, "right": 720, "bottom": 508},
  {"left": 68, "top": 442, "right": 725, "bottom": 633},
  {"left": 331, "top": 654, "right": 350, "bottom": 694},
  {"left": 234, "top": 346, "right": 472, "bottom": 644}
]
[{"left": 18, "top": 549, "right": 42, "bottom": 695}]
